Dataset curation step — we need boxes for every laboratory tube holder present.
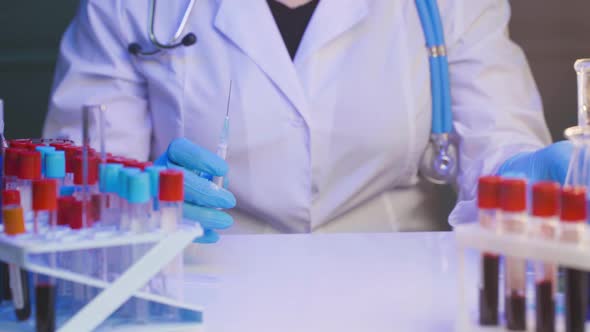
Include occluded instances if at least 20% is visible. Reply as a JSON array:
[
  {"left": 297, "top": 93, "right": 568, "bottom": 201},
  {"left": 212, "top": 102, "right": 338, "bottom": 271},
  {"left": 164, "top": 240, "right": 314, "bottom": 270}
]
[
  {"left": 0, "top": 221, "right": 204, "bottom": 331},
  {"left": 455, "top": 223, "right": 590, "bottom": 332}
]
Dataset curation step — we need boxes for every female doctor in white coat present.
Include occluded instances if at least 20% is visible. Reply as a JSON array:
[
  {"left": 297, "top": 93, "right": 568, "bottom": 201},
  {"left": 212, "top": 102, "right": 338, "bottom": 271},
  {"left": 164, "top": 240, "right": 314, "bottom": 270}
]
[{"left": 44, "top": 0, "right": 571, "bottom": 242}]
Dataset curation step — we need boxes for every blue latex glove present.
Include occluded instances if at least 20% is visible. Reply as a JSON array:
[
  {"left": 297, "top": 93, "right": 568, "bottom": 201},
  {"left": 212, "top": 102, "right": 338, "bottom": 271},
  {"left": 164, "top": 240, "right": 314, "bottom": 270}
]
[
  {"left": 497, "top": 141, "right": 573, "bottom": 184},
  {"left": 155, "top": 138, "right": 236, "bottom": 243}
]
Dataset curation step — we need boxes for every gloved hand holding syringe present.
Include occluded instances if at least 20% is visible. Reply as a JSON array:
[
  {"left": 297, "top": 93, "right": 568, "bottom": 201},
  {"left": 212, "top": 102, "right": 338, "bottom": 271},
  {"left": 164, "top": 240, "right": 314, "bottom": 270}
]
[{"left": 155, "top": 81, "right": 236, "bottom": 243}]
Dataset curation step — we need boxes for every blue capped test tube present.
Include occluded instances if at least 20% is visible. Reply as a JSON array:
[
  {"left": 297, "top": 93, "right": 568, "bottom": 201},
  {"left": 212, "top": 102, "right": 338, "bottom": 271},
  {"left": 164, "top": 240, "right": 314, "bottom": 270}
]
[{"left": 44, "top": 150, "right": 66, "bottom": 195}]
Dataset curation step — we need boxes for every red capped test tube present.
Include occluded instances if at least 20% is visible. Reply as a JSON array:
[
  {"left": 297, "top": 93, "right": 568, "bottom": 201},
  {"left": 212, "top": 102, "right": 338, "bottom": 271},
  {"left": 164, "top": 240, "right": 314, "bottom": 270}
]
[
  {"left": 532, "top": 181, "right": 560, "bottom": 332},
  {"left": 4, "top": 148, "right": 23, "bottom": 189},
  {"left": 17, "top": 150, "right": 41, "bottom": 219},
  {"left": 477, "top": 176, "right": 501, "bottom": 326},
  {"left": 32, "top": 179, "right": 58, "bottom": 332},
  {"left": 560, "top": 187, "right": 588, "bottom": 332},
  {"left": 2, "top": 191, "right": 31, "bottom": 321},
  {"left": 500, "top": 178, "right": 527, "bottom": 331}
]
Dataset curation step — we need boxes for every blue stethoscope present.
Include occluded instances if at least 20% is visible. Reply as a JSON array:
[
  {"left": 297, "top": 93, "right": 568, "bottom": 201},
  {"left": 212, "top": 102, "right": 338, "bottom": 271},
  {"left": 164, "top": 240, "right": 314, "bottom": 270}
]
[{"left": 128, "top": 0, "right": 458, "bottom": 185}]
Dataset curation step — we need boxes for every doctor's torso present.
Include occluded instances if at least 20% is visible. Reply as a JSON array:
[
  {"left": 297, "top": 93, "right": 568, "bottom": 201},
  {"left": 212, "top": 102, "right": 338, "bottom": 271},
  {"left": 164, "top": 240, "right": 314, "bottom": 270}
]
[{"left": 122, "top": 0, "right": 439, "bottom": 232}]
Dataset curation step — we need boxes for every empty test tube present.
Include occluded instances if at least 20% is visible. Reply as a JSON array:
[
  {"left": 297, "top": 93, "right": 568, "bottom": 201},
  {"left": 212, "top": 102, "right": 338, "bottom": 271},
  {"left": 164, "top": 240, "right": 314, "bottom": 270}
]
[
  {"left": 32, "top": 179, "right": 58, "bottom": 332},
  {"left": 145, "top": 166, "right": 165, "bottom": 229},
  {"left": 575, "top": 59, "right": 590, "bottom": 127},
  {"left": 560, "top": 187, "right": 588, "bottom": 332},
  {"left": 2, "top": 191, "right": 31, "bottom": 321},
  {"left": 477, "top": 176, "right": 501, "bottom": 326},
  {"left": 158, "top": 170, "right": 184, "bottom": 307},
  {"left": 117, "top": 167, "right": 141, "bottom": 231},
  {"left": 532, "top": 182, "right": 560, "bottom": 332},
  {"left": 99, "top": 163, "right": 124, "bottom": 227},
  {"left": 500, "top": 178, "right": 528, "bottom": 331},
  {"left": 17, "top": 150, "right": 41, "bottom": 219}
]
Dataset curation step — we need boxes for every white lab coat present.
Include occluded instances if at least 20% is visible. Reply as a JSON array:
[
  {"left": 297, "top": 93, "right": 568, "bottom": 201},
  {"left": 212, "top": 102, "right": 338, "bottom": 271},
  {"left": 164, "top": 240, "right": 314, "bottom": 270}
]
[{"left": 44, "top": 0, "right": 551, "bottom": 233}]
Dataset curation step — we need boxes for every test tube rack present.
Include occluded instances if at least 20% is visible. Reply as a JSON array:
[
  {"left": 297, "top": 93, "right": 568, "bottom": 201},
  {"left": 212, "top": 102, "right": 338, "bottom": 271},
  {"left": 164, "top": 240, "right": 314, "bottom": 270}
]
[
  {"left": 0, "top": 221, "right": 204, "bottom": 332},
  {"left": 455, "top": 223, "right": 590, "bottom": 332}
]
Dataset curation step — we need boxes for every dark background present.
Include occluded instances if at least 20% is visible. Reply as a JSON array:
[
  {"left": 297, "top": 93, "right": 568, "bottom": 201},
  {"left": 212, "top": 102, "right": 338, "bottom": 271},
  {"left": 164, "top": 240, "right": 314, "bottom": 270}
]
[{"left": 1, "top": 1, "right": 589, "bottom": 226}]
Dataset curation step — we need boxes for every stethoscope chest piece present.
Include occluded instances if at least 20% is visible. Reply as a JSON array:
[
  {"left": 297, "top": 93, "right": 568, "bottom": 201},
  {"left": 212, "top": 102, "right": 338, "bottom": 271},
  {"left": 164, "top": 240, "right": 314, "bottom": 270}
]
[{"left": 419, "top": 133, "right": 459, "bottom": 185}]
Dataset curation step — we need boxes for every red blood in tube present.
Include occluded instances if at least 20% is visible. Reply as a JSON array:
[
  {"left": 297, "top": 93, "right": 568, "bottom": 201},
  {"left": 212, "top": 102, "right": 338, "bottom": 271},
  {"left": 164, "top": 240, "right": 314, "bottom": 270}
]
[
  {"left": 17, "top": 150, "right": 41, "bottom": 180},
  {"left": 4, "top": 148, "right": 24, "bottom": 177},
  {"left": 72, "top": 155, "right": 100, "bottom": 185},
  {"left": 505, "top": 292, "right": 526, "bottom": 330},
  {"left": 69, "top": 200, "right": 84, "bottom": 229},
  {"left": 2, "top": 190, "right": 20, "bottom": 206},
  {"left": 35, "top": 283, "right": 55, "bottom": 332},
  {"left": 90, "top": 194, "right": 102, "bottom": 223},
  {"left": 57, "top": 196, "right": 75, "bottom": 226},
  {"left": 535, "top": 280, "right": 555, "bottom": 332}
]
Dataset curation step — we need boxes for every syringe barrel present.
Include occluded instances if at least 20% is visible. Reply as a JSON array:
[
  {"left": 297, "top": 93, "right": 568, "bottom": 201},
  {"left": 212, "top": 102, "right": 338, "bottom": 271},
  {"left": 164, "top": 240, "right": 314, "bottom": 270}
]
[{"left": 575, "top": 59, "right": 590, "bottom": 127}]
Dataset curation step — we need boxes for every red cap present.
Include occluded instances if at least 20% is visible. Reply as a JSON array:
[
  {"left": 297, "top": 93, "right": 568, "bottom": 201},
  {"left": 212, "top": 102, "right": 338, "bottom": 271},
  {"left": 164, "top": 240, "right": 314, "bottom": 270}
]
[
  {"left": 32, "top": 179, "right": 58, "bottom": 211},
  {"left": 532, "top": 181, "right": 560, "bottom": 217},
  {"left": 25, "top": 142, "right": 44, "bottom": 151},
  {"left": 159, "top": 170, "right": 184, "bottom": 202},
  {"left": 9, "top": 139, "right": 31, "bottom": 149},
  {"left": 106, "top": 156, "right": 126, "bottom": 164},
  {"left": 3, "top": 190, "right": 20, "bottom": 206},
  {"left": 57, "top": 196, "right": 75, "bottom": 226},
  {"left": 500, "top": 178, "right": 527, "bottom": 212},
  {"left": 73, "top": 155, "right": 100, "bottom": 185},
  {"left": 17, "top": 150, "right": 41, "bottom": 180},
  {"left": 561, "top": 186, "right": 587, "bottom": 222},
  {"left": 49, "top": 142, "right": 71, "bottom": 151},
  {"left": 478, "top": 176, "right": 501, "bottom": 209},
  {"left": 69, "top": 200, "right": 84, "bottom": 229},
  {"left": 63, "top": 146, "right": 82, "bottom": 173},
  {"left": 4, "top": 148, "right": 24, "bottom": 177}
]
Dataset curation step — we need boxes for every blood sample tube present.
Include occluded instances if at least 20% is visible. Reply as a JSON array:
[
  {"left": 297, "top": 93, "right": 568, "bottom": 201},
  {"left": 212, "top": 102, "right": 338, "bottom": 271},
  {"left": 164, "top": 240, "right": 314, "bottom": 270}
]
[
  {"left": 532, "top": 181, "right": 560, "bottom": 332},
  {"left": 2, "top": 194, "right": 30, "bottom": 321},
  {"left": 44, "top": 151, "right": 66, "bottom": 194},
  {"left": 32, "top": 179, "right": 57, "bottom": 332},
  {"left": 477, "top": 176, "right": 501, "bottom": 326},
  {"left": 560, "top": 187, "right": 588, "bottom": 332},
  {"left": 159, "top": 170, "right": 184, "bottom": 309},
  {"left": 62, "top": 146, "right": 81, "bottom": 186},
  {"left": 0, "top": 190, "right": 20, "bottom": 301},
  {"left": 72, "top": 155, "right": 100, "bottom": 196},
  {"left": 4, "top": 148, "right": 23, "bottom": 189},
  {"left": 500, "top": 177, "right": 527, "bottom": 331},
  {"left": 17, "top": 150, "right": 41, "bottom": 220}
]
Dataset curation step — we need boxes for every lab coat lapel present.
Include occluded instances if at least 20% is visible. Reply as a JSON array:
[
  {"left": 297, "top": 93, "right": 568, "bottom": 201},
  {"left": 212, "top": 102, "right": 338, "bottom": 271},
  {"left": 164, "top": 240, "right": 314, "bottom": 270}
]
[
  {"left": 214, "top": 0, "right": 308, "bottom": 117},
  {"left": 294, "top": 0, "right": 369, "bottom": 64}
]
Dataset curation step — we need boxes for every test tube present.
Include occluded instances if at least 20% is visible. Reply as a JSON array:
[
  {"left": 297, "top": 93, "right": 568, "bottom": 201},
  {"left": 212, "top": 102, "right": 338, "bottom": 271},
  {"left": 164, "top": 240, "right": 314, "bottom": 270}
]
[
  {"left": 99, "top": 163, "right": 124, "bottom": 227},
  {"left": 117, "top": 167, "right": 141, "bottom": 231},
  {"left": 560, "top": 187, "right": 588, "bottom": 332},
  {"left": 44, "top": 151, "right": 66, "bottom": 194},
  {"left": 477, "top": 176, "right": 501, "bottom": 326},
  {"left": 2, "top": 191, "right": 31, "bottom": 321},
  {"left": 145, "top": 166, "right": 165, "bottom": 229},
  {"left": 32, "top": 179, "right": 58, "bottom": 332},
  {"left": 127, "top": 172, "right": 151, "bottom": 322},
  {"left": 4, "top": 148, "right": 23, "bottom": 189},
  {"left": 532, "top": 182, "right": 560, "bottom": 332},
  {"left": 158, "top": 170, "right": 184, "bottom": 310},
  {"left": 575, "top": 59, "right": 590, "bottom": 127},
  {"left": 62, "top": 146, "right": 81, "bottom": 186},
  {"left": 16, "top": 150, "right": 41, "bottom": 220},
  {"left": 500, "top": 178, "right": 528, "bottom": 331}
]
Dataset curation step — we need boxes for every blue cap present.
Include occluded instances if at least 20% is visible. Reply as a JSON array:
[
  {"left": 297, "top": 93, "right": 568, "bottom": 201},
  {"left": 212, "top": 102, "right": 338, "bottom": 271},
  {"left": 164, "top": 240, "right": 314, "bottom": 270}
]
[
  {"left": 145, "top": 166, "right": 166, "bottom": 198},
  {"left": 44, "top": 151, "right": 66, "bottom": 179},
  {"left": 60, "top": 185, "right": 76, "bottom": 197},
  {"left": 101, "top": 163, "right": 123, "bottom": 193},
  {"left": 128, "top": 172, "right": 150, "bottom": 204},
  {"left": 36, "top": 146, "right": 56, "bottom": 175},
  {"left": 118, "top": 167, "right": 141, "bottom": 200}
]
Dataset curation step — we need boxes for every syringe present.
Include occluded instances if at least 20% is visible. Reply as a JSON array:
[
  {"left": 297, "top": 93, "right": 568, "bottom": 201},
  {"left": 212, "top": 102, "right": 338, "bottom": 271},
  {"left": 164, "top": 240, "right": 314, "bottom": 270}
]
[{"left": 212, "top": 80, "right": 232, "bottom": 188}]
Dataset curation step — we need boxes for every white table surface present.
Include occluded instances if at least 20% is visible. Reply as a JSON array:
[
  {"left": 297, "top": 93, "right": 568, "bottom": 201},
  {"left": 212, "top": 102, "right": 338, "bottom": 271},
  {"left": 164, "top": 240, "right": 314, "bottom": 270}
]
[{"left": 184, "top": 232, "right": 462, "bottom": 332}]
